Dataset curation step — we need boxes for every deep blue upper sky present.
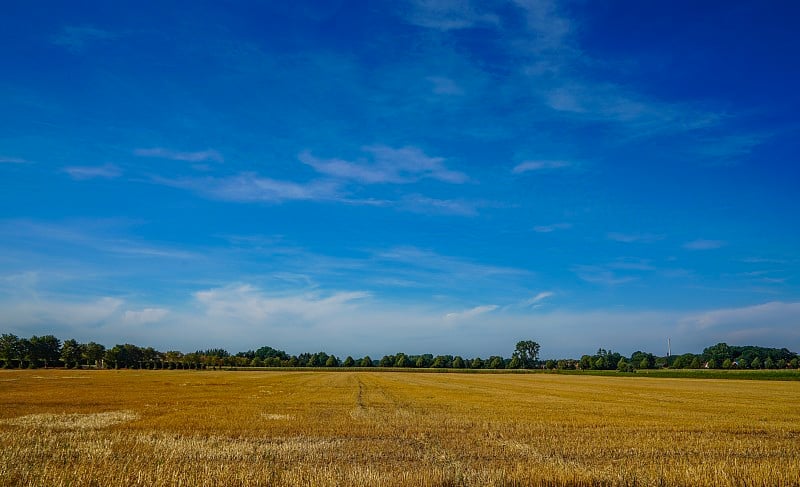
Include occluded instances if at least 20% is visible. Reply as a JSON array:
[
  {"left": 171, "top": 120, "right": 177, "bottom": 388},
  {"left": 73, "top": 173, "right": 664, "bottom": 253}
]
[{"left": 1, "top": 0, "right": 798, "bottom": 358}]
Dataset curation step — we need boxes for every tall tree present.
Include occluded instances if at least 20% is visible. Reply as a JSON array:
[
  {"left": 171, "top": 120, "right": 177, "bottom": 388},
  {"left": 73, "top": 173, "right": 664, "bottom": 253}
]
[
  {"left": 82, "top": 342, "right": 106, "bottom": 367},
  {"left": 60, "top": 339, "right": 84, "bottom": 368},
  {"left": 0, "top": 334, "right": 22, "bottom": 368},
  {"left": 28, "top": 335, "right": 61, "bottom": 368},
  {"left": 513, "top": 340, "right": 540, "bottom": 369}
]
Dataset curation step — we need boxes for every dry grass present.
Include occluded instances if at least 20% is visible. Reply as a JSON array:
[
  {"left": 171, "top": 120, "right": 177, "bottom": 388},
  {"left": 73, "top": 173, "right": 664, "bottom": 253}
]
[{"left": 1, "top": 370, "right": 799, "bottom": 486}]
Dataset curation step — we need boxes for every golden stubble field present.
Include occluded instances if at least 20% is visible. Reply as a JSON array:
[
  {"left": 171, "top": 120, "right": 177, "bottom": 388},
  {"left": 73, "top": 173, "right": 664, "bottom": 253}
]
[{"left": 1, "top": 370, "right": 799, "bottom": 486}]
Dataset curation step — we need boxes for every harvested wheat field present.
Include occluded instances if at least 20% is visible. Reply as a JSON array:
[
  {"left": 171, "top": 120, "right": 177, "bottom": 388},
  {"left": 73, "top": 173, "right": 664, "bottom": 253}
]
[{"left": 1, "top": 370, "right": 799, "bottom": 486}]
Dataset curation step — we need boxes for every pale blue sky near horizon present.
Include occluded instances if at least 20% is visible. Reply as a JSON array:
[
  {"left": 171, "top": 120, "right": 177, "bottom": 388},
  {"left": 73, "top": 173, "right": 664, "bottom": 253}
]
[{"left": 1, "top": 0, "right": 798, "bottom": 359}]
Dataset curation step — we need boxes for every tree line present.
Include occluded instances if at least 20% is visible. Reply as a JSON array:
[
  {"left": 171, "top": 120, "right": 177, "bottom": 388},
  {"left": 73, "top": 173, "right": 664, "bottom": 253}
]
[{"left": 0, "top": 333, "right": 798, "bottom": 371}]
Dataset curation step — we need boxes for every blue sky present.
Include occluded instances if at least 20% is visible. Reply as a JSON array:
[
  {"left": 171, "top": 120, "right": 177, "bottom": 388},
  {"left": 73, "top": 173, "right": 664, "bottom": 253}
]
[{"left": 1, "top": 0, "right": 799, "bottom": 358}]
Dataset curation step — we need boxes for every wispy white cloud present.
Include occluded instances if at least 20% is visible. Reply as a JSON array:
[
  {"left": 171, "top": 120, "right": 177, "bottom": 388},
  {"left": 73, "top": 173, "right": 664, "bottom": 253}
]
[
  {"left": 0, "top": 156, "right": 30, "bottom": 164},
  {"left": 401, "top": 194, "right": 477, "bottom": 216},
  {"left": 427, "top": 76, "right": 465, "bottom": 95},
  {"left": 524, "top": 291, "right": 554, "bottom": 307},
  {"left": 534, "top": 223, "right": 572, "bottom": 233},
  {"left": 300, "top": 145, "right": 467, "bottom": 184},
  {"left": 506, "top": 2, "right": 756, "bottom": 150},
  {"left": 135, "top": 148, "right": 224, "bottom": 163},
  {"left": 741, "top": 257, "right": 789, "bottom": 264},
  {"left": 572, "top": 259, "right": 655, "bottom": 285},
  {"left": 122, "top": 308, "right": 170, "bottom": 325},
  {"left": 52, "top": 25, "right": 117, "bottom": 52},
  {"left": 683, "top": 239, "right": 726, "bottom": 250},
  {"left": 573, "top": 266, "right": 638, "bottom": 286},
  {"left": 63, "top": 164, "right": 122, "bottom": 180},
  {"left": 512, "top": 160, "right": 571, "bottom": 174},
  {"left": 195, "top": 283, "right": 369, "bottom": 325},
  {"left": 680, "top": 301, "right": 800, "bottom": 338},
  {"left": 691, "top": 133, "right": 767, "bottom": 163},
  {"left": 154, "top": 174, "right": 341, "bottom": 203},
  {"left": 444, "top": 304, "right": 498, "bottom": 321},
  {"left": 512, "top": 0, "right": 572, "bottom": 52},
  {"left": 607, "top": 232, "right": 665, "bottom": 243},
  {"left": 3, "top": 296, "right": 123, "bottom": 327},
  {"left": 0, "top": 219, "right": 198, "bottom": 260},
  {"left": 543, "top": 83, "right": 662, "bottom": 123},
  {"left": 376, "top": 246, "right": 527, "bottom": 279},
  {"left": 403, "top": 0, "right": 499, "bottom": 31}
]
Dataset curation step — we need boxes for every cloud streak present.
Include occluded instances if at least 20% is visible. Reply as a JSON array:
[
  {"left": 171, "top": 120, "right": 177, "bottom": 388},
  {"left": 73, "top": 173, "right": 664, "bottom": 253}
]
[
  {"left": 300, "top": 145, "right": 467, "bottom": 184},
  {"left": 444, "top": 304, "right": 498, "bottom": 321},
  {"left": 684, "top": 239, "right": 726, "bottom": 250},
  {"left": 402, "top": 0, "right": 499, "bottom": 31},
  {"left": 512, "top": 160, "right": 571, "bottom": 174},
  {"left": 607, "top": 232, "right": 665, "bottom": 243},
  {"left": 524, "top": 291, "right": 554, "bottom": 307},
  {"left": 534, "top": 223, "right": 572, "bottom": 233},
  {"left": 52, "top": 25, "right": 117, "bottom": 52},
  {"left": 123, "top": 308, "right": 169, "bottom": 325},
  {"left": 63, "top": 164, "right": 122, "bottom": 180},
  {"left": 154, "top": 174, "right": 341, "bottom": 203},
  {"left": 400, "top": 194, "right": 478, "bottom": 216},
  {"left": 135, "top": 148, "right": 224, "bottom": 163},
  {"left": 0, "top": 156, "right": 30, "bottom": 164}
]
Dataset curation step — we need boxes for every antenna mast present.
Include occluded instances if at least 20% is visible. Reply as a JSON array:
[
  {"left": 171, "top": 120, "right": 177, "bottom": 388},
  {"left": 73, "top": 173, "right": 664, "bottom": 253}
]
[{"left": 667, "top": 337, "right": 671, "bottom": 358}]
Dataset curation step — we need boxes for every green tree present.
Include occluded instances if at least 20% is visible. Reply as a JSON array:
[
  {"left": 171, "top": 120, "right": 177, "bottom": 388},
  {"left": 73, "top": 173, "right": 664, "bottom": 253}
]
[
  {"left": 764, "top": 357, "right": 775, "bottom": 369},
  {"left": 513, "top": 340, "right": 540, "bottom": 369},
  {"left": 595, "top": 356, "right": 608, "bottom": 370},
  {"left": 452, "top": 356, "right": 465, "bottom": 369},
  {"left": 703, "top": 342, "right": 733, "bottom": 363},
  {"left": 751, "top": 357, "right": 762, "bottom": 369},
  {"left": 379, "top": 355, "right": 393, "bottom": 367},
  {"left": 254, "top": 346, "right": 289, "bottom": 361},
  {"left": 28, "top": 335, "right": 61, "bottom": 368},
  {"left": 431, "top": 356, "right": 448, "bottom": 368},
  {"left": 0, "top": 334, "right": 22, "bottom": 368},
  {"left": 342, "top": 356, "right": 355, "bottom": 367},
  {"left": 508, "top": 356, "right": 522, "bottom": 369},
  {"left": 395, "top": 354, "right": 408, "bottom": 368},
  {"left": 60, "top": 339, "right": 84, "bottom": 368},
  {"left": 617, "top": 358, "right": 628, "bottom": 372},
  {"left": 360, "top": 356, "right": 373, "bottom": 367},
  {"left": 82, "top": 342, "right": 106, "bottom": 367},
  {"left": 470, "top": 357, "right": 484, "bottom": 369},
  {"left": 722, "top": 358, "right": 732, "bottom": 369},
  {"left": 105, "top": 344, "right": 144, "bottom": 369},
  {"left": 630, "top": 351, "right": 655, "bottom": 369},
  {"left": 325, "top": 355, "right": 339, "bottom": 367},
  {"left": 689, "top": 357, "right": 701, "bottom": 369},
  {"left": 488, "top": 356, "right": 505, "bottom": 369}
]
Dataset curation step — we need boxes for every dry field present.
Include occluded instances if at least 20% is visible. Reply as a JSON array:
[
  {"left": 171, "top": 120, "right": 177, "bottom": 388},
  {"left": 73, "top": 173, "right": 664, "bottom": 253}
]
[{"left": 1, "top": 370, "right": 799, "bottom": 486}]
